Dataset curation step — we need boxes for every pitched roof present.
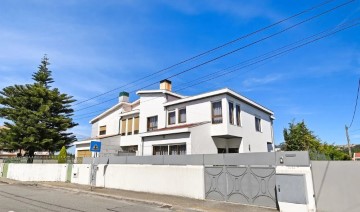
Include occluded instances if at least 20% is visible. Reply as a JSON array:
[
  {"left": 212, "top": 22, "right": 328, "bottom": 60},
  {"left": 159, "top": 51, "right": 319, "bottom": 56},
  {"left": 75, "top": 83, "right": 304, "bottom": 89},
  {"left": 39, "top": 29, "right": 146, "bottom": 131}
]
[
  {"left": 90, "top": 99, "right": 140, "bottom": 124},
  {"left": 354, "top": 152, "right": 360, "bottom": 158}
]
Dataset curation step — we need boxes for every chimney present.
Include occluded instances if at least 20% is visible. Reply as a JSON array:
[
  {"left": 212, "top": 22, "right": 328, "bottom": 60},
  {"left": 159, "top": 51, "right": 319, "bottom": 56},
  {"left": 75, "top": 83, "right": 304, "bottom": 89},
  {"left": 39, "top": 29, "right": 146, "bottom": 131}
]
[
  {"left": 119, "top": 91, "right": 129, "bottom": 103},
  {"left": 160, "top": 79, "right": 172, "bottom": 91}
]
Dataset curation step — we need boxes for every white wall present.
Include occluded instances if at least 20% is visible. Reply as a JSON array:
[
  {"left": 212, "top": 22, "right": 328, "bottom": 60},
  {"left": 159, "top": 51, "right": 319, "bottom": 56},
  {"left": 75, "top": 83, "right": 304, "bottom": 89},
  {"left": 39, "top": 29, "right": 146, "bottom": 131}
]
[
  {"left": 7, "top": 164, "right": 68, "bottom": 182},
  {"left": 139, "top": 93, "right": 167, "bottom": 133},
  {"left": 190, "top": 123, "right": 218, "bottom": 154},
  {"left": 71, "top": 164, "right": 91, "bottom": 185},
  {"left": 95, "top": 164, "right": 205, "bottom": 199},
  {"left": 95, "top": 109, "right": 121, "bottom": 136}
]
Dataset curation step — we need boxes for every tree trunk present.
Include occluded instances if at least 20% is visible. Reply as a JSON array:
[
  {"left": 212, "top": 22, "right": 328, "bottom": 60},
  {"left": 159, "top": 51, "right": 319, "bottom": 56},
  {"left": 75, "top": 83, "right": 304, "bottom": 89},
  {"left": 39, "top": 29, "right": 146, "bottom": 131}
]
[{"left": 27, "top": 148, "right": 35, "bottom": 163}]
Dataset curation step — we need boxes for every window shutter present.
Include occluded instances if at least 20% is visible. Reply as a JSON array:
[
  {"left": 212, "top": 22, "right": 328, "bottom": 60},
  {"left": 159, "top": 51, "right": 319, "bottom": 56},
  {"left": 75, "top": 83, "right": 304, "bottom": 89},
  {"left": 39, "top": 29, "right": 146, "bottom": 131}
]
[
  {"left": 121, "top": 119, "right": 126, "bottom": 135},
  {"left": 127, "top": 118, "right": 133, "bottom": 135}
]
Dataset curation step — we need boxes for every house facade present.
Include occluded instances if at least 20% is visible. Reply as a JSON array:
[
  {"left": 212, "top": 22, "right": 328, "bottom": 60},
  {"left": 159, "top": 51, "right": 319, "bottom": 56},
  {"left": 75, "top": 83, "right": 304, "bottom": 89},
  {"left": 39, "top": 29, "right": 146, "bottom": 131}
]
[{"left": 74, "top": 80, "right": 275, "bottom": 159}]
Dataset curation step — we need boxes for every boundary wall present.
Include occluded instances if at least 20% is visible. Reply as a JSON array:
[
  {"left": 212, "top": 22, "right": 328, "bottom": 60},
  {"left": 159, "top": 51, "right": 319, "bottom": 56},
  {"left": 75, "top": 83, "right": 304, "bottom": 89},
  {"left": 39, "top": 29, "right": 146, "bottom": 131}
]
[
  {"left": 311, "top": 161, "right": 360, "bottom": 212},
  {"left": 6, "top": 163, "right": 69, "bottom": 182},
  {"left": 0, "top": 152, "right": 322, "bottom": 211}
]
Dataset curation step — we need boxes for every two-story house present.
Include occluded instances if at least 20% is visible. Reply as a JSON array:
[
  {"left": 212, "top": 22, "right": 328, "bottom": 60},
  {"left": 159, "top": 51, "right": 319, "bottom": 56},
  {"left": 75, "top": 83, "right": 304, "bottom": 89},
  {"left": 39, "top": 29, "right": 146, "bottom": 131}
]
[{"left": 74, "top": 80, "right": 275, "bottom": 159}]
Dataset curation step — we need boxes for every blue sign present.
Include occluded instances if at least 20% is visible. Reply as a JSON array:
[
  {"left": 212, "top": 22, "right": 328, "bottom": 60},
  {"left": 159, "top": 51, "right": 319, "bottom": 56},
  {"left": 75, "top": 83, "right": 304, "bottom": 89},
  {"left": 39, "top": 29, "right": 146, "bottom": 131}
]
[{"left": 90, "top": 141, "right": 101, "bottom": 152}]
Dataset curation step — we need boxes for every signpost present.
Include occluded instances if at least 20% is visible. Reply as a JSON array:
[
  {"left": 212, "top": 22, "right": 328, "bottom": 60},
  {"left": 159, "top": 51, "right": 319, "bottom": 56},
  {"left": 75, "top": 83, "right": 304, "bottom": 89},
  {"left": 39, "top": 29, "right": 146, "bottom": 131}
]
[
  {"left": 90, "top": 141, "right": 101, "bottom": 191},
  {"left": 90, "top": 141, "right": 101, "bottom": 153}
]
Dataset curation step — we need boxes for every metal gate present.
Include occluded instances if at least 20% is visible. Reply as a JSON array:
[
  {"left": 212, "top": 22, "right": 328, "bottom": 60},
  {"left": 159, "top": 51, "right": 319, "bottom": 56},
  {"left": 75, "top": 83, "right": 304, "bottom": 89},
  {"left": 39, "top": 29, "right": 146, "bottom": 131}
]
[{"left": 205, "top": 165, "right": 276, "bottom": 208}]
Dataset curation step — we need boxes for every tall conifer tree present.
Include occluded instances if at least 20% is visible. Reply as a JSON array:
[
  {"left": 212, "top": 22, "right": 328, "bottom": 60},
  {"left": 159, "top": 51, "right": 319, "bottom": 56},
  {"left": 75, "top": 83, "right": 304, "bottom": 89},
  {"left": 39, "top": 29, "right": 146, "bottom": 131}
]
[{"left": 0, "top": 56, "right": 77, "bottom": 157}]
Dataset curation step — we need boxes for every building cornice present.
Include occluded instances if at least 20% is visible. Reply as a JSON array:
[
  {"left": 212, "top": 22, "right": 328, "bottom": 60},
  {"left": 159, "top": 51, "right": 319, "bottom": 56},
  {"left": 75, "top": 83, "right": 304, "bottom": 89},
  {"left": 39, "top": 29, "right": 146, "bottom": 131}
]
[{"left": 163, "top": 88, "right": 274, "bottom": 116}]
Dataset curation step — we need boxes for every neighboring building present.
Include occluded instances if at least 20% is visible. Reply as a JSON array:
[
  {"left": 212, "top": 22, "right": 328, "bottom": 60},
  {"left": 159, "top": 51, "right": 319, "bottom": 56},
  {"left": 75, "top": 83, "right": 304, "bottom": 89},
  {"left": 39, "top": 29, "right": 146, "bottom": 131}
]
[
  {"left": 353, "top": 152, "right": 360, "bottom": 161},
  {"left": 74, "top": 80, "right": 275, "bottom": 159}
]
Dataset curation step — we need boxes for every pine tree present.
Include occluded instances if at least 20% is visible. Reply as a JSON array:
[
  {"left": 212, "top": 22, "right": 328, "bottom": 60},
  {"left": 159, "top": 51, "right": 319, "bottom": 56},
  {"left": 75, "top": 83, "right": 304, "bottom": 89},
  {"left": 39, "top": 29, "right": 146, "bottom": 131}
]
[{"left": 0, "top": 56, "right": 78, "bottom": 157}]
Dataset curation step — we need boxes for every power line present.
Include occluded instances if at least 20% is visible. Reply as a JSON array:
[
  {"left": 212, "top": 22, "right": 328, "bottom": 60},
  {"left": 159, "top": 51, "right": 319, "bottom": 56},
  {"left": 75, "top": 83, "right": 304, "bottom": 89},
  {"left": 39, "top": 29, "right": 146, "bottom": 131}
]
[
  {"left": 73, "top": 19, "right": 360, "bottom": 121},
  {"left": 74, "top": 0, "right": 355, "bottom": 112},
  {"left": 73, "top": 0, "right": 336, "bottom": 106},
  {"left": 349, "top": 79, "right": 360, "bottom": 128}
]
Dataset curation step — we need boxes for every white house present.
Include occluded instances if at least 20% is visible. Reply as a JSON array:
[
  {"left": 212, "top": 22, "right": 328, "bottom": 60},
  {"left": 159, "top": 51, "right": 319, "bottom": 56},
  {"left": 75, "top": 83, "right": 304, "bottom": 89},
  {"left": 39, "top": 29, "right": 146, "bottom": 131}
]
[{"left": 74, "top": 80, "right": 275, "bottom": 159}]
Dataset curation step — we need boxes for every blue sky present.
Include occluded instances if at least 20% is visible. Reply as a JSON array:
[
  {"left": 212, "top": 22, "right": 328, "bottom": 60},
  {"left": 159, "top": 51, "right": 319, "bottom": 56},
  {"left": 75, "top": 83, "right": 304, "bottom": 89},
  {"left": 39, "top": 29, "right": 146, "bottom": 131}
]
[{"left": 0, "top": 0, "right": 360, "bottom": 148}]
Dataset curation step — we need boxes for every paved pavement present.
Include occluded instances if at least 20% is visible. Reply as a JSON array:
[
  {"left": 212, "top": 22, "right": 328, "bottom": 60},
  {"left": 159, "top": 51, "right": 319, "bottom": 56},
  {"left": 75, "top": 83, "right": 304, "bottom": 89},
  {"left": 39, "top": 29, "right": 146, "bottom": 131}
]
[{"left": 0, "top": 178, "right": 277, "bottom": 212}]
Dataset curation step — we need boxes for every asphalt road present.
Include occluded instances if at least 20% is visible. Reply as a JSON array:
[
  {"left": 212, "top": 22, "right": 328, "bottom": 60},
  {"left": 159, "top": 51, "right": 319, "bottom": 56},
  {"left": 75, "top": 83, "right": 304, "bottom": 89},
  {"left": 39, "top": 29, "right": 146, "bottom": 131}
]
[{"left": 0, "top": 182, "right": 171, "bottom": 212}]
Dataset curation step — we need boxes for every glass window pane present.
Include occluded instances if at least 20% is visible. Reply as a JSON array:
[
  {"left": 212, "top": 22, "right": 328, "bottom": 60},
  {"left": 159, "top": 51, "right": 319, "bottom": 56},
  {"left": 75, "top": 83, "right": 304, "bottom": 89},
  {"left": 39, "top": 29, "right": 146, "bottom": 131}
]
[
  {"left": 229, "top": 102, "right": 234, "bottom": 124},
  {"left": 179, "top": 108, "right": 186, "bottom": 123},
  {"left": 147, "top": 116, "right": 158, "bottom": 131},
  {"left": 236, "top": 105, "right": 241, "bottom": 126},
  {"left": 212, "top": 101, "right": 222, "bottom": 124},
  {"left": 168, "top": 111, "right": 175, "bottom": 125},
  {"left": 255, "top": 117, "right": 261, "bottom": 132}
]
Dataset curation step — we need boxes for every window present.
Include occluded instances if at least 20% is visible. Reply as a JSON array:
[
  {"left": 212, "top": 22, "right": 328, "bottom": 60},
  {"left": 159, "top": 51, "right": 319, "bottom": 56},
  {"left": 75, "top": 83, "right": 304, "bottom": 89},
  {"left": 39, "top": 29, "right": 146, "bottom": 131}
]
[
  {"left": 99, "top": 125, "right": 106, "bottom": 135},
  {"left": 127, "top": 118, "right": 133, "bottom": 135},
  {"left": 153, "top": 146, "right": 168, "bottom": 155},
  {"left": 255, "top": 117, "right": 261, "bottom": 132},
  {"left": 169, "top": 144, "right": 186, "bottom": 155},
  {"left": 153, "top": 144, "right": 186, "bottom": 155},
  {"left": 236, "top": 105, "right": 241, "bottom": 126},
  {"left": 229, "top": 102, "right": 234, "bottom": 124},
  {"left": 228, "top": 148, "right": 239, "bottom": 153},
  {"left": 168, "top": 111, "right": 175, "bottom": 125},
  {"left": 147, "top": 116, "right": 158, "bottom": 131},
  {"left": 212, "top": 101, "right": 222, "bottom": 124},
  {"left": 121, "top": 119, "right": 126, "bottom": 136},
  {"left": 217, "top": 148, "right": 226, "bottom": 154},
  {"left": 121, "top": 145, "right": 138, "bottom": 153},
  {"left": 134, "top": 117, "right": 139, "bottom": 134},
  {"left": 178, "top": 108, "right": 186, "bottom": 123}
]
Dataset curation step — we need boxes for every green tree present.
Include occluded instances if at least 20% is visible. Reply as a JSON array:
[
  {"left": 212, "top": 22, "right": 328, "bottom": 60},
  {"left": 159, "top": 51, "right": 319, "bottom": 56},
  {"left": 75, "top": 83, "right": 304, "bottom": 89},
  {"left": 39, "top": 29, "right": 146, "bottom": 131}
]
[
  {"left": 283, "top": 121, "right": 321, "bottom": 151},
  {"left": 282, "top": 120, "right": 350, "bottom": 160},
  {"left": 0, "top": 56, "right": 77, "bottom": 157},
  {"left": 58, "top": 146, "right": 67, "bottom": 163}
]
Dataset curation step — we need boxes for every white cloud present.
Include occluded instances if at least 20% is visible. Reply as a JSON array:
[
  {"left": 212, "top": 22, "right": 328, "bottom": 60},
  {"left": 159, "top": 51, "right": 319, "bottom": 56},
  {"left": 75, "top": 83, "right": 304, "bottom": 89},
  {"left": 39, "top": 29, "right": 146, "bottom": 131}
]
[
  {"left": 242, "top": 74, "right": 282, "bottom": 87},
  {"left": 160, "top": 0, "right": 281, "bottom": 22}
]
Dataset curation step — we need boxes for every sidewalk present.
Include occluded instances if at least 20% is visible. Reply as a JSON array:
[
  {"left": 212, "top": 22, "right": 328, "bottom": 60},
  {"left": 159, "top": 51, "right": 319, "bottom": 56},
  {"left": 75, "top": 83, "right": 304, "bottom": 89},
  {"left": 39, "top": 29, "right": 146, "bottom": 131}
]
[{"left": 0, "top": 178, "right": 277, "bottom": 212}]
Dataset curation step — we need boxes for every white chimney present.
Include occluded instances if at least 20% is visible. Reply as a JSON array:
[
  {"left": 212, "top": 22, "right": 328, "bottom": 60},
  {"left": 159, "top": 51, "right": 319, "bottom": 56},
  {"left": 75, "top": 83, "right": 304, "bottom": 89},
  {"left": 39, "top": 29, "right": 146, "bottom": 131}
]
[{"left": 119, "top": 91, "right": 129, "bottom": 103}]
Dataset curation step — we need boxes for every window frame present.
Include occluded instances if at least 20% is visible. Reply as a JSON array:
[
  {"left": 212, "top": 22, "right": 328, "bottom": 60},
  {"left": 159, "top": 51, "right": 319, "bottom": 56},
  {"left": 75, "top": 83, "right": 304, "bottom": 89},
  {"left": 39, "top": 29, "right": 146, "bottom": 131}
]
[
  {"left": 255, "top": 116, "right": 262, "bottom": 132},
  {"left": 229, "top": 101, "right": 234, "bottom": 125},
  {"left": 153, "top": 145, "right": 168, "bottom": 155},
  {"left": 168, "top": 110, "right": 176, "bottom": 125},
  {"left": 99, "top": 125, "right": 106, "bottom": 135},
  {"left": 178, "top": 108, "right": 186, "bottom": 124},
  {"left": 236, "top": 104, "right": 241, "bottom": 126},
  {"left": 147, "top": 116, "right": 158, "bottom": 132},
  {"left": 211, "top": 101, "right": 223, "bottom": 124}
]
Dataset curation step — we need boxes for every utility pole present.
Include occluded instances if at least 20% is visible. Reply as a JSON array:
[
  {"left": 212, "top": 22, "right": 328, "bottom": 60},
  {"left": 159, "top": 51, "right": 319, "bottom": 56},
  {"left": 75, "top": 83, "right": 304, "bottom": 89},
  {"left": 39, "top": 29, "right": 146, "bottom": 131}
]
[{"left": 345, "top": 125, "right": 352, "bottom": 159}]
